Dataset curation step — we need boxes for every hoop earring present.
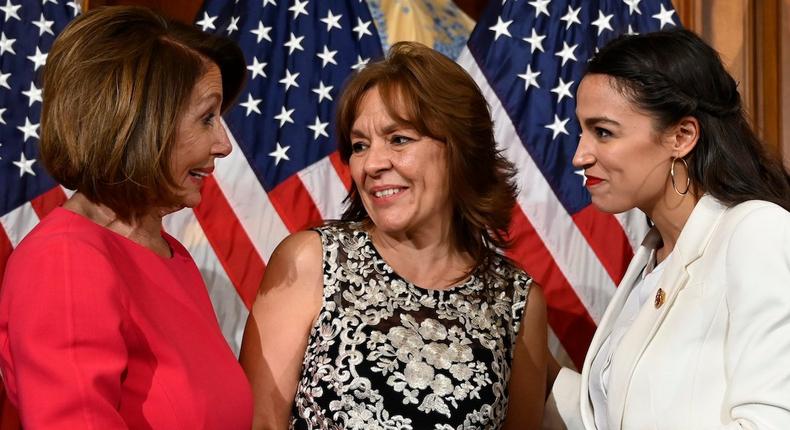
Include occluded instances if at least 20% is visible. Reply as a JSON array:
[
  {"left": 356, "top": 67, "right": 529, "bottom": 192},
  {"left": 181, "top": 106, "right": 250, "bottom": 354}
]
[{"left": 670, "top": 157, "right": 690, "bottom": 196}]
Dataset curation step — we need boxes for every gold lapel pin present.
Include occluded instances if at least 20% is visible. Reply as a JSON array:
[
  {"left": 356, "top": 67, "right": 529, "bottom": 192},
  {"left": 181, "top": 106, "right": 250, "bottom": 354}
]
[{"left": 654, "top": 288, "right": 666, "bottom": 309}]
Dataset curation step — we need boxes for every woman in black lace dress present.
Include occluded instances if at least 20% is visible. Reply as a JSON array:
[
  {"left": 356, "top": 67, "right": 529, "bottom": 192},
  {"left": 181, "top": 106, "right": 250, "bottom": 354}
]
[{"left": 240, "top": 41, "right": 547, "bottom": 430}]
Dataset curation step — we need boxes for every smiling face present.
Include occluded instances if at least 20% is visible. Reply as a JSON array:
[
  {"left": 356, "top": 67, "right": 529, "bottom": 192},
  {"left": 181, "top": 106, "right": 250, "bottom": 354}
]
[
  {"left": 169, "top": 62, "right": 231, "bottom": 209},
  {"left": 349, "top": 86, "right": 452, "bottom": 238},
  {"left": 573, "top": 74, "right": 676, "bottom": 214}
]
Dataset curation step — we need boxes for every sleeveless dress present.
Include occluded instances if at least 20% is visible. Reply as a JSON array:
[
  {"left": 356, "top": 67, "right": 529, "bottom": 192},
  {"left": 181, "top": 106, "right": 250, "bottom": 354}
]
[{"left": 289, "top": 223, "right": 532, "bottom": 430}]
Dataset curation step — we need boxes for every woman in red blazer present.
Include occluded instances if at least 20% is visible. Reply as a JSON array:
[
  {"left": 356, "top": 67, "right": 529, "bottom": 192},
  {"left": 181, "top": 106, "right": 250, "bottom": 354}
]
[{"left": 0, "top": 6, "right": 252, "bottom": 429}]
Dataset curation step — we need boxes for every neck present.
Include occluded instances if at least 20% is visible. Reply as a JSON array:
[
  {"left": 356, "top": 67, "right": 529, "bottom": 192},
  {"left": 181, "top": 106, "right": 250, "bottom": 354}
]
[
  {"left": 64, "top": 192, "right": 171, "bottom": 257},
  {"left": 368, "top": 220, "right": 471, "bottom": 289},
  {"left": 642, "top": 188, "right": 699, "bottom": 263}
]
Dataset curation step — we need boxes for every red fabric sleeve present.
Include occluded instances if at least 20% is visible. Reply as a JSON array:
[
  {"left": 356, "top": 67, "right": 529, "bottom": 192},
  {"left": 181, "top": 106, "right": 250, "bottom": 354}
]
[{"left": 2, "top": 237, "right": 130, "bottom": 429}]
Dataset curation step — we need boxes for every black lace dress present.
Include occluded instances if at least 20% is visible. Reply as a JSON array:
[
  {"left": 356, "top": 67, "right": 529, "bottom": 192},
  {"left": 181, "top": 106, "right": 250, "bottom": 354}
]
[{"left": 289, "top": 222, "right": 532, "bottom": 430}]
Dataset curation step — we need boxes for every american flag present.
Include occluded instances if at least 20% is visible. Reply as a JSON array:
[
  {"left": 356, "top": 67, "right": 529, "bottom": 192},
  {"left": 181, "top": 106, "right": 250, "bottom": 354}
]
[
  {"left": 0, "top": 0, "right": 679, "bottom": 421},
  {"left": 0, "top": 1, "right": 80, "bottom": 426},
  {"left": 0, "top": 0, "right": 81, "bottom": 272},
  {"left": 458, "top": 0, "right": 677, "bottom": 367}
]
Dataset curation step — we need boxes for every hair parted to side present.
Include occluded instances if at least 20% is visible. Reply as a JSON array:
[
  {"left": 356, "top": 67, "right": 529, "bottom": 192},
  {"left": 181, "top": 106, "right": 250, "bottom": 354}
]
[
  {"left": 587, "top": 28, "right": 790, "bottom": 211},
  {"left": 336, "top": 41, "right": 518, "bottom": 275},
  {"left": 41, "top": 6, "right": 246, "bottom": 223}
]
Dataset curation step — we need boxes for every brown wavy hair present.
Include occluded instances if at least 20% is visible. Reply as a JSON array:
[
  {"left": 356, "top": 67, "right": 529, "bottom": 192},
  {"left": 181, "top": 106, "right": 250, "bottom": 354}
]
[
  {"left": 336, "top": 41, "right": 518, "bottom": 276},
  {"left": 41, "top": 6, "right": 246, "bottom": 223}
]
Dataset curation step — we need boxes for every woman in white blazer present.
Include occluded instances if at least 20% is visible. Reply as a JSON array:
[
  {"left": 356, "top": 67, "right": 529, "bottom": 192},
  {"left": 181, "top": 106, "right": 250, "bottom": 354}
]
[{"left": 548, "top": 29, "right": 790, "bottom": 430}]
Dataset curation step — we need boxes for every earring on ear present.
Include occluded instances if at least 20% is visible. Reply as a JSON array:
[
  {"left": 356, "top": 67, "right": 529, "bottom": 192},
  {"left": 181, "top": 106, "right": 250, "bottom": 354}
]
[{"left": 670, "top": 157, "right": 690, "bottom": 196}]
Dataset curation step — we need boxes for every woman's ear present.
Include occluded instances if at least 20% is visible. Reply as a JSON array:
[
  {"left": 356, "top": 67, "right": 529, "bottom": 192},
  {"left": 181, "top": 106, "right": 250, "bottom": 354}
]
[{"left": 668, "top": 115, "right": 700, "bottom": 158}]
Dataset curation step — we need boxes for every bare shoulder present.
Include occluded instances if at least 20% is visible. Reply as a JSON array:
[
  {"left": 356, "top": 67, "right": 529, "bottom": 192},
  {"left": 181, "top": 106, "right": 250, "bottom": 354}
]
[
  {"left": 525, "top": 281, "right": 546, "bottom": 316},
  {"left": 259, "top": 230, "right": 323, "bottom": 296}
]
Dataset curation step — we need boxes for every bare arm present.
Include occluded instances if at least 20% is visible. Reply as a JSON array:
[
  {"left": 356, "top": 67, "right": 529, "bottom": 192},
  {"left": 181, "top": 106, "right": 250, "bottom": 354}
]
[
  {"left": 239, "top": 230, "right": 324, "bottom": 430},
  {"left": 503, "top": 283, "right": 548, "bottom": 430}
]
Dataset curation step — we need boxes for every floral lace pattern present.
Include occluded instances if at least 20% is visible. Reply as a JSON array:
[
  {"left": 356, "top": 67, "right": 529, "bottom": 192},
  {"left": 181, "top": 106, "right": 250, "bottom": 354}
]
[{"left": 289, "top": 223, "right": 531, "bottom": 430}]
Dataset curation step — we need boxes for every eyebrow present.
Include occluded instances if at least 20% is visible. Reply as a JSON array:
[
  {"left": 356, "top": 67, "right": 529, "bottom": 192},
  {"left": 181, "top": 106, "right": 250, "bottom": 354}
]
[
  {"left": 350, "top": 121, "right": 414, "bottom": 138},
  {"left": 582, "top": 116, "right": 621, "bottom": 128}
]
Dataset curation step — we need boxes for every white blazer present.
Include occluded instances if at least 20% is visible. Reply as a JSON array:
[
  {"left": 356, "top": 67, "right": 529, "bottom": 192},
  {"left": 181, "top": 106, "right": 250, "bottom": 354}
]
[{"left": 549, "top": 195, "right": 790, "bottom": 430}]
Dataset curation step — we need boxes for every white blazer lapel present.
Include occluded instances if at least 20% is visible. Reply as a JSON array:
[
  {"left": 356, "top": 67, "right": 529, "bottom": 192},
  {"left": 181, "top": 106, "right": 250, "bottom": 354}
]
[
  {"left": 579, "top": 228, "right": 661, "bottom": 429},
  {"left": 607, "top": 196, "right": 729, "bottom": 429}
]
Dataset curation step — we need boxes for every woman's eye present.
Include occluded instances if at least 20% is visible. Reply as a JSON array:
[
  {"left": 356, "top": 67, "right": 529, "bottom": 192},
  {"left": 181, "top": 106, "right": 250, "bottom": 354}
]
[
  {"left": 594, "top": 127, "right": 612, "bottom": 138},
  {"left": 391, "top": 135, "right": 413, "bottom": 145},
  {"left": 351, "top": 142, "right": 367, "bottom": 153},
  {"left": 204, "top": 113, "right": 216, "bottom": 126}
]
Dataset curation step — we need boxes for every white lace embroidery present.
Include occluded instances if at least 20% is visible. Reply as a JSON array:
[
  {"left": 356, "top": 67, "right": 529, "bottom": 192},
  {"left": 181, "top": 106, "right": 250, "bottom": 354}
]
[{"left": 290, "top": 223, "right": 531, "bottom": 430}]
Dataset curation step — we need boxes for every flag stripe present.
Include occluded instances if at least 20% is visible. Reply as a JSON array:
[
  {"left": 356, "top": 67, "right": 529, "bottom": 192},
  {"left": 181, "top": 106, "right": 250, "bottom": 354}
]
[
  {"left": 163, "top": 208, "right": 250, "bottom": 356},
  {"left": 572, "top": 206, "right": 634, "bottom": 285},
  {"left": 29, "top": 187, "right": 67, "bottom": 220},
  {"left": 0, "top": 204, "right": 40, "bottom": 248},
  {"left": 298, "top": 155, "right": 348, "bottom": 220},
  {"left": 268, "top": 175, "right": 324, "bottom": 232},
  {"left": 192, "top": 176, "right": 265, "bottom": 309},
  {"left": 507, "top": 207, "right": 595, "bottom": 369},
  {"left": 328, "top": 151, "right": 352, "bottom": 191}
]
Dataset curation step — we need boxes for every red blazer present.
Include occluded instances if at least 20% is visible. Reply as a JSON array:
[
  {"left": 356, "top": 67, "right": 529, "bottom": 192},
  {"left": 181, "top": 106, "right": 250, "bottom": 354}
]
[{"left": 0, "top": 208, "right": 252, "bottom": 429}]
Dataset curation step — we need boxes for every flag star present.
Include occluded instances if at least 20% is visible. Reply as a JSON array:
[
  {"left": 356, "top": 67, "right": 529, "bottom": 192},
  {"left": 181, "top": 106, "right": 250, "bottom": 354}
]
[
  {"left": 22, "top": 82, "right": 42, "bottom": 106},
  {"left": 227, "top": 16, "right": 240, "bottom": 34},
  {"left": 289, "top": 0, "right": 309, "bottom": 19},
  {"left": 274, "top": 106, "right": 295, "bottom": 127},
  {"left": 591, "top": 10, "right": 614, "bottom": 36},
  {"left": 0, "top": 32, "right": 14, "bottom": 55},
  {"left": 317, "top": 45, "right": 338, "bottom": 67},
  {"left": 13, "top": 152, "right": 36, "bottom": 177},
  {"left": 545, "top": 115, "right": 570, "bottom": 139},
  {"left": 284, "top": 32, "right": 305, "bottom": 55},
  {"left": 0, "top": 0, "right": 21, "bottom": 23},
  {"left": 517, "top": 64, "right": 541, "bottom": 91},
  {"left": 522, "top": 29, "right": 546, "bottom": 54},
  {"left": 42, "top": 0, "right": 57, "bottom": 4},
  {"left": 352, "top": 18, "right": 372, "bottom": 39},
  {"left": 0, "top": 71, "right": 9, "bottom": 90},
  {"left": 312, "top": 81, "right": 333, "bottom": 102},
  {"left": 489, "top": 16, "right": 513, "bottom": 41},
  {"left": 27, "top": 47, "right": 48, "bottom": 71},
  {"left": 250, "top": 21, "right": 272, "bottom": 43},
  {"left": 268, "top": 142, "right": 290, "bottom": 165},
  {"left": 627, "top": 24, "right": 639, "bottom": 35},
  {"left": 551, "top": 78, "right": 574, "bottom": 102},
  {"left": 555, "top": 41, "right": 578, "bottom": 66},
  {"left": 247, "top": 57, "right": 267, "bottom": 79},
  {"left": 18, "top": 117, "right": 39, "bottom": 142},
  {"left": 196, "top": 12, "right": 217, "bottom": 31},
  {"left": 623, "top": 0, "right": 642, "bottom": 15},
  {"left": 67, "top": 0, "right": 81, "bottom": 15},
  {"left": 279, "top": 69, "right": 300, "bottom": 91},
  {"left": 32, "top": 13, "right": 55, "bottom": 36},
  {"left": 528, "top": 0, "right": 551, "bottom": 18},
  {"left": 0, "top": 107, "right": 6, "bottom": 124},
  {"left": 574, "top": 169, "right": 587, "bottom": 186},
  {"left": 262, "top": 0, "right": 276, "bottom": 6},
  {"left": 240, "top": 93, "right": 262, "bottom": 116},
  {"left": 351, "top": 55, "right": 369, "bottom": 70},
  {"left": 320, "top": 10, "right": 342, "bottom": 31},
  {"left": 307, "top": 116, "right": 329, "bottom": 139},
  {"left": 652, "top": 4, "right": 676, "bottom": 29},
  {"left": 560, "top": 5, "right": 582, "bottom": 29}
]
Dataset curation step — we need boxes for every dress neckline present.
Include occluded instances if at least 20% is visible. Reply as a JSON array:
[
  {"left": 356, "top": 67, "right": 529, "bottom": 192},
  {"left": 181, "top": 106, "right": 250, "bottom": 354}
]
[{"left": 358, "top": 227, "right": 478, "bottom": 295}]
